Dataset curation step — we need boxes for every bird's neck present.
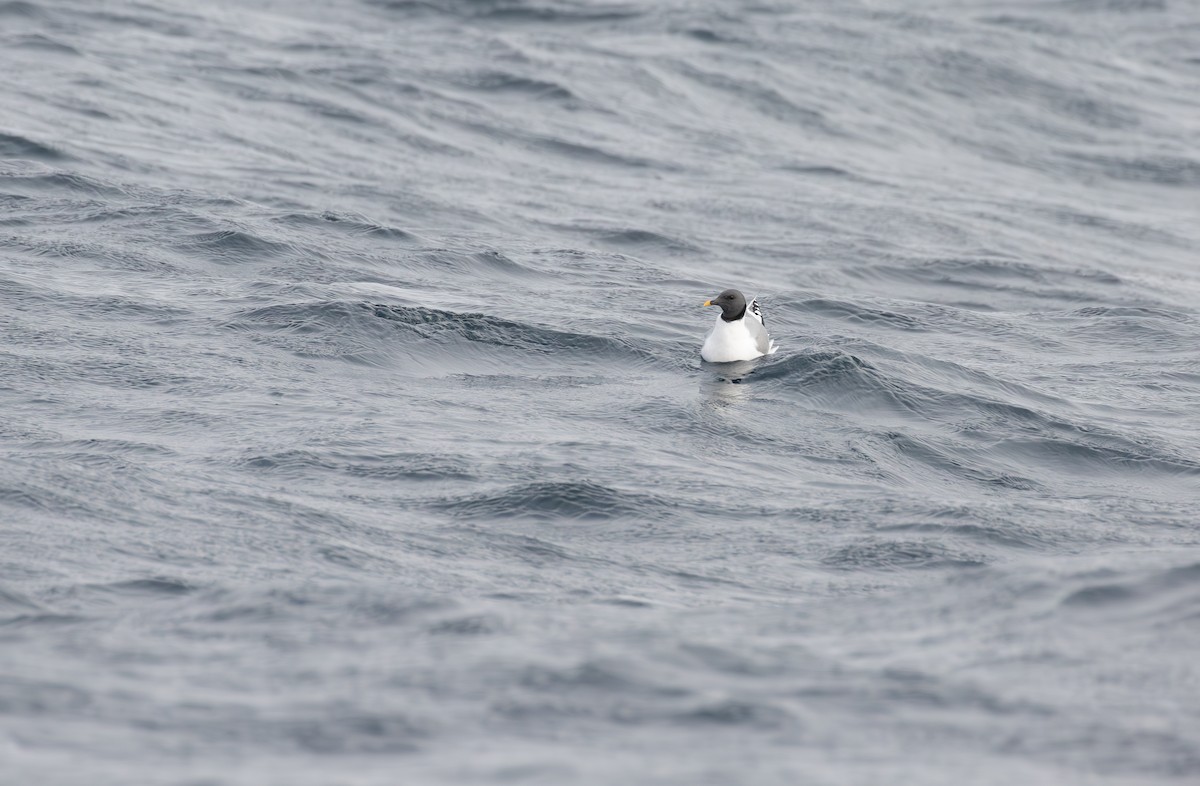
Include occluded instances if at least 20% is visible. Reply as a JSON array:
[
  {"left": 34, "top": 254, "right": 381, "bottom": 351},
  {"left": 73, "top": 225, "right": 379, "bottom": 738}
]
[{"left": 721, "top": 305, "right": 747, "bottom": 322}]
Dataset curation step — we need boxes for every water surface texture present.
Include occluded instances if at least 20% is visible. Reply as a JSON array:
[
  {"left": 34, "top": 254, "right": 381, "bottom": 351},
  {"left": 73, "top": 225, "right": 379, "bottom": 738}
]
[{"left": 3, "top": 1, "right": 1200, "bottom": 783}]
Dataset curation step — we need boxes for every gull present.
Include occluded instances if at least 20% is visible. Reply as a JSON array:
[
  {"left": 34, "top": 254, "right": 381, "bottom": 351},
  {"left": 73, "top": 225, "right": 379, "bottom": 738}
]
[{"left": 700, "top": 289, "right": 776, "bottom": 363}]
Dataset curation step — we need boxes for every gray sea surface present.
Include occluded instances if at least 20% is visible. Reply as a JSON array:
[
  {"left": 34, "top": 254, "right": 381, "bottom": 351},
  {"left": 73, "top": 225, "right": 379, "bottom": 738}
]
[{"left": 2, "top": 0, "right": 1200, "bottom": 783}]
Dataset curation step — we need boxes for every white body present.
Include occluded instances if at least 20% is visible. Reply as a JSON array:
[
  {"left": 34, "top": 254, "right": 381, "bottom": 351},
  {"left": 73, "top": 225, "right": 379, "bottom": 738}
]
[{"left": 701, "top": 301, "right": 776, "bottom": 362}]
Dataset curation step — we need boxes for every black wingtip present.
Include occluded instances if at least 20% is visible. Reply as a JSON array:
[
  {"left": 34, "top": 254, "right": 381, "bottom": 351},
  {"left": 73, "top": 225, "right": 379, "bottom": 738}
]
[{"left": 750, "top": 298, "right": 765, "bottom": 326}]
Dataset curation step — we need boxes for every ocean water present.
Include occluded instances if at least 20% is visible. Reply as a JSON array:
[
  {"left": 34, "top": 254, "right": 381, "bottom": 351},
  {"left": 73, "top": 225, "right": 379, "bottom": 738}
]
[{"left": 2, "top": 0, "right": 1199, "bottom": 783}]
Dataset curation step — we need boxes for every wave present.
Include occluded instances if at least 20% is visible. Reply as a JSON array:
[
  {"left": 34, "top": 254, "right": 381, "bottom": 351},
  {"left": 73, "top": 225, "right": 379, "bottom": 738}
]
[
  {"left": 173, "top": 228, "right": 297, "bottom": 261},
  {"left": 269, "top": 210, "right": 417, "bottom": 242},
  {"left": 434, "top": 480, "right": 669, "bottom": 521},
  {"left": 1063, "top": 152, "right": 1200, "bottom": 187},
  {"left": 0, "top": 0, "right": 45, "bottom": 18},
  {"left": 0, "top": 164, "right": 117, "bottom": 195},
  {"left": 224, "top": 299, "right": 656, "bottom": 367},
  {"left": 842, "top": 255, "right": 1123, "bottom": 297},
  {"left": 366, "top": 0, "right": 644, "bottom": 23},
  {"left": 0, "top": 130, "right": 66, "bottom": 160},
  {"left": 448, "top": 69, "right": 577, "bottom": 103},
  {"left": 79, "top": 577, "right": 194, "bottom": 599},
  {"left": 1055, "top": 562, "right": 1200, "bottom": 636},
  {"left": 822, "top": 538, "right": 989, "bottom": 571},
  {"left": 749, "top": 349, "right": 1200, "bottom": 492},
  {"left": 233, "top": 448, "right": 474, "bottom": 482},
  {"left": 800, "top": 298, "right": 928, "bottom": 331},
  {"left": 369, "top": 303, "right": 650, "bottom": 359}
]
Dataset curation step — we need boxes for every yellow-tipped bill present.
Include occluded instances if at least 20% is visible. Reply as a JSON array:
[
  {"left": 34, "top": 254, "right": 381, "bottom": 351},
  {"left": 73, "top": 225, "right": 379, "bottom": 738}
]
[{"left": 703, "top": 299, "right": 713, "bottom": 307}]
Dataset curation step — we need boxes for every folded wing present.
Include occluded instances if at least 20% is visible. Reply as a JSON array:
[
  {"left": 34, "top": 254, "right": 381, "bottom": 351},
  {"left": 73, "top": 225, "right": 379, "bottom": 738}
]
[{"left": 747, "top": 298, "right": 775, "bottom": 355}]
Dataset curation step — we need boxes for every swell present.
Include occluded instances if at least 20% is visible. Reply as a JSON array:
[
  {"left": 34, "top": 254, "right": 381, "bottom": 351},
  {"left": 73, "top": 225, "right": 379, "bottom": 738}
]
[
  {"left": 0, "top": 1, "right": 46, "bottom": 18},
  {"left": 231, "top": 448, "right": 474, "bottom": 482},
  {"left": 172, "top": 228, "right": 298, "bottom": 261},
  {"left": 366, "top": 0, "right": 644, "bottom": 23},
  {"left": 0, "top": 130, "right": 66, "bottom": 160},
  {"left": 370, "top": 303, "right": 651, "bottom": 360},
  {"left": 0, "top": 164, "right": 118, "bottom": 195},
  {"left": 1059, "top": 562, "right": 1200, "bottom": 619},
  {"left": 433, "top": 480, "right": 674, "bottom": 522},
  {"left": 750, "top": 350, "right": 1200, "bottom": 487},
  {"left": 821, "top": 538, "right": 989, "bottom": 571},
  {"left": 0, "top": 271, "right": 187, "bottom": 322},
  {"left": 270, "top": 211, "right": 416, "bottom": 242},
  {"left": 223, "top": 300, "right": 654, "bottom": 366},
  {"left": 445, "top": 69, "right": 578, "bottom": 103},
  {"left": 1062, "top": 152, "right": 1200, "bottom": 187},
  {"left": 841, "top": 255, "right": 1124, "bottom": 305}
]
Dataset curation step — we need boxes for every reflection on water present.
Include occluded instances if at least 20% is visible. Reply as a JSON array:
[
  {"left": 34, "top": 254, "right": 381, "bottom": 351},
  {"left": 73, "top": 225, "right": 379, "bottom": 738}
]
[{"left": 699, "top": 359, "right": 758, "bottom": 405}]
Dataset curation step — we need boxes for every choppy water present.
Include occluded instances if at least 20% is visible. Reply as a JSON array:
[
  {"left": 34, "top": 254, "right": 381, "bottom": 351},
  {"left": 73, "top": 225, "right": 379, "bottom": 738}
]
[{"left": 3, "top": 0, "right": 1200, "bottom": 783}]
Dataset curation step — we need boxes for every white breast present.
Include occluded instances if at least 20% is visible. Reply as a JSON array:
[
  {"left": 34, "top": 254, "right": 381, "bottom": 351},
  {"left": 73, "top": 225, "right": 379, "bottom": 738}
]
[{"left": 701, "top": 316, "right": 765, "bottom": 363}]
